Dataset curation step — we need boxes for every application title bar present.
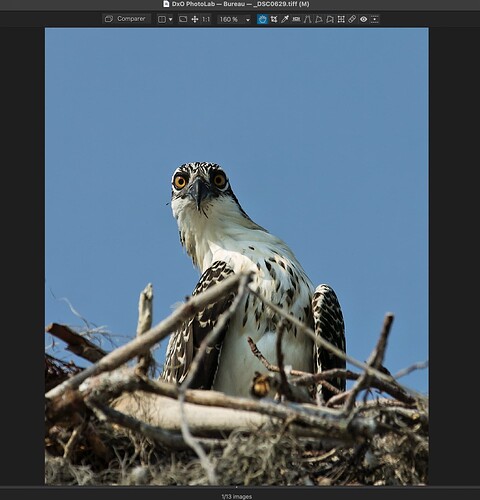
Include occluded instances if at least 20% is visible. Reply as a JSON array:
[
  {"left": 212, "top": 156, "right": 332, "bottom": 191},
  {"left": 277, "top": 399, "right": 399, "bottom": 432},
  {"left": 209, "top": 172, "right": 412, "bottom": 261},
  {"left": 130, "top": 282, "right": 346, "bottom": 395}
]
[{"left": 1, "top": 0, "right": 480, "bottom": 12}]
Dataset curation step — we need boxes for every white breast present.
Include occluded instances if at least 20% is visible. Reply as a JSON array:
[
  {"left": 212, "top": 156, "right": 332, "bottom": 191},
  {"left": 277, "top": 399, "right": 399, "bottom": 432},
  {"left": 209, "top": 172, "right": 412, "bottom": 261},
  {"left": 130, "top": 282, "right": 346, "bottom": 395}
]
[
  {"left": 173, "top": 191, "right": 315, "bottom": 397},
  {"left": 209, "top": 242, "right": 314, "bottom": 398}
]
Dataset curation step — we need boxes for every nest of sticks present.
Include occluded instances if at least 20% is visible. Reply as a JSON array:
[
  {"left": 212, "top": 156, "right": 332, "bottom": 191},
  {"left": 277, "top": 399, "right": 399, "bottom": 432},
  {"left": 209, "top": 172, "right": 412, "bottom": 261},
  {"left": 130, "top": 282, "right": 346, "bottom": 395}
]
[{"left": 45, "top": 274, "right": 428, "bottom": 486}]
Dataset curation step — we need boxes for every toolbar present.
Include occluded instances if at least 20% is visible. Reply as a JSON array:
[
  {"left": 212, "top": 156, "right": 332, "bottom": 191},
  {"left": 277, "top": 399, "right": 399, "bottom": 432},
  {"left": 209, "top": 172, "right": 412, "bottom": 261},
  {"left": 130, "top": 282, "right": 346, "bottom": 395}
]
[{"left": 101, "top": 12, "right": 381, "bottom": 26}]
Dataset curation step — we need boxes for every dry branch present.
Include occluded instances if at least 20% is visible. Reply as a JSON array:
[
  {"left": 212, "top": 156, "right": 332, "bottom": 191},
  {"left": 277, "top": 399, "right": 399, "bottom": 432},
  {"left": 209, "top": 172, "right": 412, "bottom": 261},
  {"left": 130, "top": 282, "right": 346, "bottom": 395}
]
[
  {"left": 76, "top": 368, "right": 381, "bottom": 444},
  {"left": 394, "top": 360, "right": 429, "bottom": 380},
  {"left": 341, "top": 313, "right": 394, "bottom": 413},
  {"left": 46, "top": 323, "right": 108, "bottom": 363},
  {"left": 179, "top": 273, "right": 251, "bottom": 392},
  {"left": 45, "top": 270, "right": 428, "bottom": 486},
  {"left": 176, "top": 273, "right": 251, "bottom": 485},
  {"left": 275, "top": 320, "right": 296, "bottom": 401},
  {"left": 46, "top": 272, "right": 249, "bottom": 401},
  {"left": 135, "top": 283, "right": 155, "bottom": 376},
  {"left": 247, "top": 336, "right": 415, "bottom": 406},
  {"left": 63, "top": 420, "right": 87, "bottom": 460},
  {"left": 248, "top": 285, "right": 425, "bottom": 403}
]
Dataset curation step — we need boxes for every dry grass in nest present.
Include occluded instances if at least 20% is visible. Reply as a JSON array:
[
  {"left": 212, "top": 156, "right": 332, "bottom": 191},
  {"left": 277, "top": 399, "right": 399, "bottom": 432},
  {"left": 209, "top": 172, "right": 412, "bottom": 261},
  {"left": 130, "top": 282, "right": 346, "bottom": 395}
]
[{"left": 45, "top": 412, "right": 428, "bottom": 487}]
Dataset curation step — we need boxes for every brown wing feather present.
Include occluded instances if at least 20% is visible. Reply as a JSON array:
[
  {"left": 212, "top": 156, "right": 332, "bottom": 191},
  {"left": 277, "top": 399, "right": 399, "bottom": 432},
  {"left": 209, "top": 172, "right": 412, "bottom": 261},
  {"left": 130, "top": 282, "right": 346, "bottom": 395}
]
[
  {"left": 161, "top": 261, "right": 235, "bottom": 389},
  {"left": 312, "top": 284, "right": 346, "bottom": 402}
]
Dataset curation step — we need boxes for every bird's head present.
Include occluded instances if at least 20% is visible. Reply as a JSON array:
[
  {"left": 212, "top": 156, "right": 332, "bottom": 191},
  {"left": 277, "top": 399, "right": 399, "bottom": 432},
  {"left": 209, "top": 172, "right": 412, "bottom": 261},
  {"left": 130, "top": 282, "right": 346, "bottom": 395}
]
[
  {"left": 170, "top": 162, "right": 266, "bottom": 269},
  {"left": 171, "top": 162, "right": 235, "bottom": 216}
]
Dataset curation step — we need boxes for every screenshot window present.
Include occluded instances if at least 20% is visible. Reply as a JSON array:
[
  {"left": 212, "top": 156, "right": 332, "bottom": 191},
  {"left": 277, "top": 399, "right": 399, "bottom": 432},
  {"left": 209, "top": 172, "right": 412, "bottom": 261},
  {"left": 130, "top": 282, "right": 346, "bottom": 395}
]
[{"left": 2, "top": 0, "right": 479, "bottom": 497}]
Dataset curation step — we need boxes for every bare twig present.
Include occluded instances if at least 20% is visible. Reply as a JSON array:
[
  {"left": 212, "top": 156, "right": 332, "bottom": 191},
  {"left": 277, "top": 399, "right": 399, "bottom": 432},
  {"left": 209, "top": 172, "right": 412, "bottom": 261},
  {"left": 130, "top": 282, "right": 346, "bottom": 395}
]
[
  {"left": 72, "top": 367, "right": 426, "bottom": 447},
  {"left": 176, "top": 272, "right": 252, "bottom": 485},
  {"left": 297, "top": 369, "right": 415, "bottom": 406},
  {"left": 247, "top": 285, "right": 425, "bottom": 403},
  {"left": 248, "top": 336, "right": 415, "bottom": 406},
  {"left": 46, "top": 323, "right": 108, "bottom": 363},
  {"left": 124, "top": 373, "right": 379, "bottom": 443},
  {"left": 177, "top": 397, "right": 218, "bottom": 484},
  {"left": 63, "top": 419, "right": 87, "bottom": 460},
  {"left": 248, "top": 286, "right": 354, "bottom": 368},
  {"left": 247, "top": 336, "right": 276, "bottom": 370},
  {"left": 342, "top": 313, "right": 394, "bottom": 413},
  {"left": 135, "top": 283, "right": 155, "bottom": 376},
  {"left": 46, "top": 272, "right": 248, "bottom": 400},
  {"left": 394, "top": 360, "right": 429, "bottom": 380},
  {"left": 179, "top": 273, "right": 251, "bottom": 391},
  {"left": 318, "top": 379, "right": 343, "bottom": 399}
]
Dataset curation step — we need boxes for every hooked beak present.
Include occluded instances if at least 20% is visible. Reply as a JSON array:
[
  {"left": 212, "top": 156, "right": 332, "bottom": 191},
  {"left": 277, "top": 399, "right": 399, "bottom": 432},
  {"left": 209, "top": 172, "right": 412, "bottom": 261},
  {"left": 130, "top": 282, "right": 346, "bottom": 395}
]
[{"left": 188, "top": 177, "right": 210, "bottom": 211}]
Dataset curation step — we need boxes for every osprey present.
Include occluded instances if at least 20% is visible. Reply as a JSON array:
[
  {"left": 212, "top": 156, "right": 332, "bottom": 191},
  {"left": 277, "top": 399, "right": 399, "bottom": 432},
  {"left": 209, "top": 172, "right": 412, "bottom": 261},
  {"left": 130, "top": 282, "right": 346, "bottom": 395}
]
[{"left": 161, "top": 162, "right": 346, "bottom": 402}]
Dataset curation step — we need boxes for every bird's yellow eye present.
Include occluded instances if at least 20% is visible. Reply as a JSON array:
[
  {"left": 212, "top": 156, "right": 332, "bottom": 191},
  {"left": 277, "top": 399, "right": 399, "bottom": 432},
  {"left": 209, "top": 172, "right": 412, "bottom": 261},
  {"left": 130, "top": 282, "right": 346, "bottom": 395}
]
[
  {"left": 212, "top": 172, "right": 227, "bottom": 189},
  {"left": 173, "top": 174, "right": 188, "bottom": 190}
]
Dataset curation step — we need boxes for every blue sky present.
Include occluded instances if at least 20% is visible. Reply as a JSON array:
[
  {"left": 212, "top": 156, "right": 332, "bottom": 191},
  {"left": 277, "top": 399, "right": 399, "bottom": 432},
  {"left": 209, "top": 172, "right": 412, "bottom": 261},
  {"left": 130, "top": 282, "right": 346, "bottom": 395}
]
[{"left": 45, "top": 27, "right": 428, "bottom": 395}]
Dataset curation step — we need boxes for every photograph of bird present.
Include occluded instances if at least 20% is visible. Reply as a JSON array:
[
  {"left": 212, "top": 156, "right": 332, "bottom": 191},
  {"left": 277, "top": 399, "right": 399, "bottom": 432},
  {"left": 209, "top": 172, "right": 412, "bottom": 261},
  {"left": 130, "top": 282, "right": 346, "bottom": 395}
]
[{"left": 161, "top": 162, "right": 346, "bottom": 402}]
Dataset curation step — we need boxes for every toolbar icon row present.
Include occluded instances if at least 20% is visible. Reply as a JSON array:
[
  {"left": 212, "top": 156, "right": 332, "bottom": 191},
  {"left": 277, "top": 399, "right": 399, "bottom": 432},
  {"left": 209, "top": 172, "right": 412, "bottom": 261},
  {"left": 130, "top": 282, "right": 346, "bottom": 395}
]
[
  {"left": 256, "top": 13, "right": 380, "bottom": 26},
  {"left": 157, "top": 13, "right": 212, "bottom": 25}
]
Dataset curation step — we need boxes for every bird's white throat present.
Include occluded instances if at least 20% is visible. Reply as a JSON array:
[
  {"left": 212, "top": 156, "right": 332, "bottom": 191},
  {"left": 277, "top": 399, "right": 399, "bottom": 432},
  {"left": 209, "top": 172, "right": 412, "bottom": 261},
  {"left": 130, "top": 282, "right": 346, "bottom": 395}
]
[{"left": 172, "top": 194, "right": 287, "bottom": 274}]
